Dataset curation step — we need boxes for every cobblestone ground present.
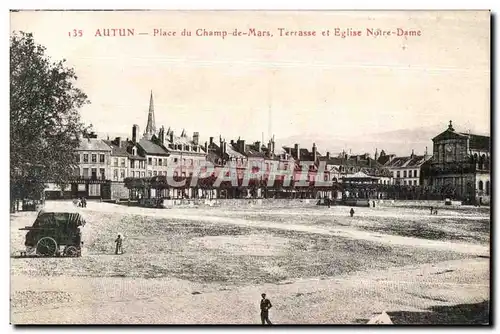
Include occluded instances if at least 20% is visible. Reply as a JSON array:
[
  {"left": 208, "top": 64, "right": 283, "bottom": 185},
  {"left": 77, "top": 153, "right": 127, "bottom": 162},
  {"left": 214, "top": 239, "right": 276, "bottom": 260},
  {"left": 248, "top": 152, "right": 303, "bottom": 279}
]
[{"left": 10, "top": 201, "right": 490, "bottom": 324}]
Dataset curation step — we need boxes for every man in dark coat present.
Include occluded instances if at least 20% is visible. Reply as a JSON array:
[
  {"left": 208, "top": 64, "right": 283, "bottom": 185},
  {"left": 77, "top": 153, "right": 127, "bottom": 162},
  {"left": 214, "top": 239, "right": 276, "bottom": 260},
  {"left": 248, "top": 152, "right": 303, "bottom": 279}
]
[
  {"left": 115, "top": 234, "right": 123, "bottom": 255},
  {"left": 260, "top": 293, "right": 273, "bottom": 325},
  {"left": 350, "top": 208, "right": 355, "bottom": 217}
]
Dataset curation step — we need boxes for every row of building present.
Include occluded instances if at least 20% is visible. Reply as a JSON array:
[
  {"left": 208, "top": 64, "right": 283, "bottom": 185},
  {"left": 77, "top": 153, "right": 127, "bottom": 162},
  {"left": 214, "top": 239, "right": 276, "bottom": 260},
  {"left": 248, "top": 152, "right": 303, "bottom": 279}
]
[{"left": 49, "top": 93, "right": 490, "bottom": 204}]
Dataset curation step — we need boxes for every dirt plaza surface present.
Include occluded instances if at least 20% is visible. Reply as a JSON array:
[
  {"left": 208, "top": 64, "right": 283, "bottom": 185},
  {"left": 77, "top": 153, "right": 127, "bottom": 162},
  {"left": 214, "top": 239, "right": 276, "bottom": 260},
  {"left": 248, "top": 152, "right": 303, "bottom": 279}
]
[{"left": 10, "top": 201, "right": 490, "bottom": 324}]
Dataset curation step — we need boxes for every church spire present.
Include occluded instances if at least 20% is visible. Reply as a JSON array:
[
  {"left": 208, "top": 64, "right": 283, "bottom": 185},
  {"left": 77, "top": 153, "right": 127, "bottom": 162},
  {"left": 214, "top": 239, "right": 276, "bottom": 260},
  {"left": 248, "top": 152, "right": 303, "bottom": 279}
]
[{"left": 144, "top": 90, "right": 156, "bottom": 139}]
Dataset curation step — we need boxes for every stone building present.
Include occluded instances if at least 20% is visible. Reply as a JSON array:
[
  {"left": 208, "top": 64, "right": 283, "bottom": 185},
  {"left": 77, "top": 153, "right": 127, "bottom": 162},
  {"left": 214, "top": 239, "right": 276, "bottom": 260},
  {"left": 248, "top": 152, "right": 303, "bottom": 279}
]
[
  {"left": 71, "top": 135, "right": 112, "bottom": 199},
  {"left": 380, "top": 149, "right": 432, "bottom": 186},
  {"left": 423, "top": 121, "right": 490, "bottom": 204}
]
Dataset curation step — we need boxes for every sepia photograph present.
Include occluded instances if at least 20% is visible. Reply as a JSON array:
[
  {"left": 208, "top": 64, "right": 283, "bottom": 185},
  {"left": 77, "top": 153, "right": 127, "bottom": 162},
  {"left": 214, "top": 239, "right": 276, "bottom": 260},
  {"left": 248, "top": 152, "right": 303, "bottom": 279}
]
[{"left": 9, "top": 10, "right": 491, "bottom": 325}]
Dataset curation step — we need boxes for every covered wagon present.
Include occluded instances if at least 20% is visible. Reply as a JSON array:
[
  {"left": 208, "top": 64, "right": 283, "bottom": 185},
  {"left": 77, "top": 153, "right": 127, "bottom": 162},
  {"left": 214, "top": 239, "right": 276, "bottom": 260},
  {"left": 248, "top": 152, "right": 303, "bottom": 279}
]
[{"left": 19, "top": 211, "right": 86, "bottom": 257}]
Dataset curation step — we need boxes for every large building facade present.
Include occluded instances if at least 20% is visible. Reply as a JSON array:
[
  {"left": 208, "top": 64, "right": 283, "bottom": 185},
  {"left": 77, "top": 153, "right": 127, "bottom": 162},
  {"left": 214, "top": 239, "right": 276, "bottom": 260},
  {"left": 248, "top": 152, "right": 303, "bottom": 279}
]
[{"left": 423, "top": 121, "right": 490, "bottom": 204}]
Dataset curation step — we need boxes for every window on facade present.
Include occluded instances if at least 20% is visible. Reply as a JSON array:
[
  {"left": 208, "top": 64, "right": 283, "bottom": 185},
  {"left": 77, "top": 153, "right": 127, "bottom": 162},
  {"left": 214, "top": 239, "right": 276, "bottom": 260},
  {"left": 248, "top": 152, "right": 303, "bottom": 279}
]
[
  {"left": 83, "top": 168, "right": 89, "bottom": 178},
  {"left": 403, "top": 180, "right": 407, "bottom": 185},
  {"left": 148, "top": 171, "right": 152, "bottom": 177},
  {"left": 159, "top": 159, "right": 162, "bottom": 166},
  {"left": 120, "top": 170, "right": 125, "bottom": 179},
  {"left": 478, "top": 180, "right": 484, "bottom": 191},
  {"left": 100, "top": 168, "right": 105, "bottom": 180},
  {"left": 114, "top": 158, "right": 118, "bottom": 167},
  {"left": 486, "top": 181, "right": 490, "bottom": 195},
  {"left": 83, "top": 154, "right": 89, "bottom": 163},
  {"left": 121, "top": 158, "right": 126, "bottom": 167},
  {"left": 403, "top": 170, "right": 407, "bottom": 178},
  {"left": 408, "top": 170, "right": 412, "bottom": 178},
  {"left": 173, "top": 158, "right": 178, "bottom": 163},
  {"left": 113, "top": 169, "right": 118, "bottom": 180},
  {"left": 132, "top": 147, "right": 137, "bottom": 155},
  {"left": 148, "top": 158, "right": 152, "bottom": 165},
  {"left": 153, "top": 171, "right": 157, "bottom": 176},
  {"left": 414, "top": 170, "right": 418, "bottom": 178},
  {"left": 91, "top": 154, "right": 97, "bottom": 163},
  {"left": 99, "top": 154, "right": 105, "bottom": 163},
  {"left": 91, "top": 168, "right": 97, "bottom": 179},
  {"left": 75, "top": 154, "right": 80, "bottom": 163},
  {"left": 131, "top": 171, "right": 135, "bottom": 178},
  {"left": 397, "top": 171, "right": 400, "bottom": 178},
  {"left": 153, "top": 158, "right": 157, "bottom": 166},
  {"left": 141, "top": 172, "right": 145, "bottom": 177}
]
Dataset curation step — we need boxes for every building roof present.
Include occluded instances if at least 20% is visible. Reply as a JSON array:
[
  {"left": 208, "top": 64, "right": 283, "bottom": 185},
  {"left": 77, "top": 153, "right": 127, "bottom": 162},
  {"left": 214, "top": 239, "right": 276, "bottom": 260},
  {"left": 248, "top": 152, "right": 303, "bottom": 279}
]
[
  {"left": 77, "top": 138, "right": 112, "bottom": 152},
  {"left": 244, "top": 145, "right": 267, "bottom": 158},
  {"left": 282, "top": 146, "right": 322, "bottom": 161},
  {"left": 226, "top": 144, "right": 246, "bottom": 158},
  {"left": 138, "top": 138, "right": 169, "bottom": 156},
  {"left": 103, "top": 140, "right": 130, "bottom": 157},
  {"left": 385, "top": 155, "right": 430, "bottom": 168},
  {"left": 461, "top": 133, "right": 490, "bottom": 151},
  {"left": 377, "top": 154, "right": 396, "bottom": 166}
]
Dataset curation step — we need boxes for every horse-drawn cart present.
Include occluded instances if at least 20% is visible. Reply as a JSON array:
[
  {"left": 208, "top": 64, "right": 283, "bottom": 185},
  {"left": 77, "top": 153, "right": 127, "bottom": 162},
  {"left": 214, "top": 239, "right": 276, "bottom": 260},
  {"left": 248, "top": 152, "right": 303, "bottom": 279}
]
[{"left": 19, "top": 211, "right": 86, "bottom": 257}]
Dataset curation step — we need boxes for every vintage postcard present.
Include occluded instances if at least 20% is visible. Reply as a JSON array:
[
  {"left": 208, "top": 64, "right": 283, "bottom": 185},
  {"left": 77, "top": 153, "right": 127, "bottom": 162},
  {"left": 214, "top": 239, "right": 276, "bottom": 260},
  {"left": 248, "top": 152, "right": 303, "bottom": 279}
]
[{"left": 9, "top": 10, "right": 490, "bottom": 325}]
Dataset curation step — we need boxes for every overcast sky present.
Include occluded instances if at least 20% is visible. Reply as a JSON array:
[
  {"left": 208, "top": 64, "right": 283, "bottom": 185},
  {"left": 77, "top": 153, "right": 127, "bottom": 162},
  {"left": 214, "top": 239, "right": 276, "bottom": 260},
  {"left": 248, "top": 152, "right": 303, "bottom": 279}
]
[{"left": 10, "top": 10, "right": 490, "bottom": 145}]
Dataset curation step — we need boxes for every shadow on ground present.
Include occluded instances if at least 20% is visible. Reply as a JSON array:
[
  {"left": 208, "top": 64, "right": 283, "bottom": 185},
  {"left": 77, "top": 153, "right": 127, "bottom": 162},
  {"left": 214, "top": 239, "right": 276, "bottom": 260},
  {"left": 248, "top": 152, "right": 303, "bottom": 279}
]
[{"left": 354, "top": 300, "right": 490, "bottom": 325}]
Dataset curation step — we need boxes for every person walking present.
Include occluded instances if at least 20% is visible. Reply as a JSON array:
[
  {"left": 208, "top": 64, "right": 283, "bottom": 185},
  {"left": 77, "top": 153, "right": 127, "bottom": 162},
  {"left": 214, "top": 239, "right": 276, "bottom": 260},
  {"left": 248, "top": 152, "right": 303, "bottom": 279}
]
[
  {"left": 260, "top": 293, "right": 273, "bottom": 325},
  {"left": 350, "top": 208, "right": 355, "bottom": 217},
  {"left": 115, "top": 234, "right": 123, "bottom": 255}
]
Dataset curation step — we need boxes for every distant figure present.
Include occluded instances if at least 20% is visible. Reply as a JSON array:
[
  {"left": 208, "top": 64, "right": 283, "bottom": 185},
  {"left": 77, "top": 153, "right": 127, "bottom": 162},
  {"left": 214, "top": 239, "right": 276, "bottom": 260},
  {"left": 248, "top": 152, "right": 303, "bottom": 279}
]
[
  {"left": 433, "top": 209, "right": 438, "bottom": 215},
  {"left": 115, "top": 234, "right": 123, "bottom": 255},
  {"left": 430, "top": 206, "right": 434, "bottom": 215},
  {"left": 372, "top": 201, "right": 376, "bottom": 208},
  {"left": 350, "top": 208, "right": 355, "bottom": 217},
  {"left": 260, "top": 293, "right": 273, "bottom": 325},
  {"left": 82, "top": 197, "right": 87, "bottom": 208},
  {"left": 327, "top": 198, "right": 331, "bottom": 208}
]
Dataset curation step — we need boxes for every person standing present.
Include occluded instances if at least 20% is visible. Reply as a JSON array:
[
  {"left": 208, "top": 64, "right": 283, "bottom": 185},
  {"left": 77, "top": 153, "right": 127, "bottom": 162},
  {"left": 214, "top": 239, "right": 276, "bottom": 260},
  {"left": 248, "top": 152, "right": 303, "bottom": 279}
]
[
  {"left": 260, "top": 293, "right": 273, "bottom": 325},
  {"left": 115, "top": 234, "right": 123, "bottom": 255},
  {"left": 350, "top": 208, "right": 355, "bottom": 217}
]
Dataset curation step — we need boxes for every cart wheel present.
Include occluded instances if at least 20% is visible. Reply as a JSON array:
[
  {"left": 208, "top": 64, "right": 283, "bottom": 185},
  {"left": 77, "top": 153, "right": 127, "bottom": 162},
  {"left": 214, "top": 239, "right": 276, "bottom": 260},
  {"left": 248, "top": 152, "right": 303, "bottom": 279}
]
[
  {"left": 64, "top": 246, "right": 79, "bottom": 257},
  {"left": 36, "top": 237, "right": 58, "bottom": 256}
]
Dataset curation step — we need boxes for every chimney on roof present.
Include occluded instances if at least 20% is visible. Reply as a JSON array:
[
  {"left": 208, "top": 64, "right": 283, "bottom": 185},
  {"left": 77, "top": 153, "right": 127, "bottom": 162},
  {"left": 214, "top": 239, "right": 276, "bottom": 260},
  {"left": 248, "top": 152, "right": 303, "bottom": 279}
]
[
  {"left": 374, "top": 148, "right": 378, "bottom": 161},
  {"left": 170, "top": 130, "right": 174, "bottom": 143},
  {"left": 158, "top": 126, "right": 165, "bottom": 144},
  {"left": 255, "top": 141, "right": 261, "bottom": 152},
  {"left": 326, "top": 151, "right": 330, "bottom": 160},
  {"left": 209, "top": 136, "right": 214, "bottom": 145},
  {"left": 115, "top": 137, "right": 122, "bottom": 148},
  {"left": 271, "top": 136, "right": 275, "bottom": 154},
  {"left": 193, "top": 132, "right": 199, "bottom": 145},
  {"left": 223, "top": 141, "right": 227, "bottom": 156},
  {"left": 411, "top": 149, "right": 415, "bottom": 158},
  {"left": 312, "top": 143, "right": 317, "bottom": 162},
  {"left": 294, "top": 143, "right": 300, "bottom": 160},
  {"left": 204, "top": 141, "right": 208, "bottom": 153},
  {"left": 238, "top": 139, "right": 246, "bottom": 153},
  {"left": 132, "top": 124, "right": 139, "bottom": 144}
]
